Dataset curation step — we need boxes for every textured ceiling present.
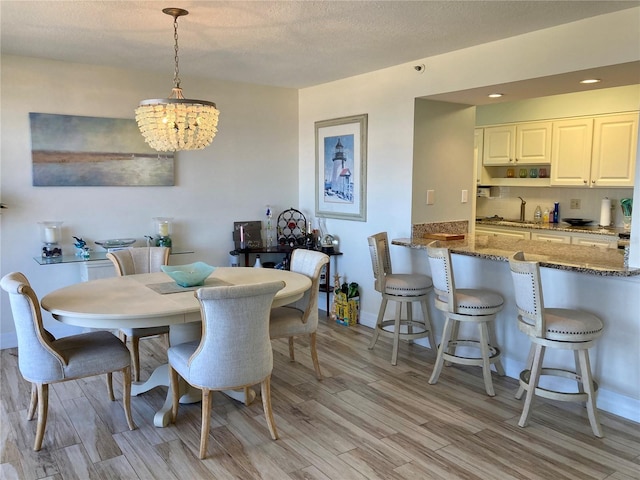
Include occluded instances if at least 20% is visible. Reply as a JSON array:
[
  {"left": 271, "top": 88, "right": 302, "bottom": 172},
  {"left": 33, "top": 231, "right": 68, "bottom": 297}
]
[{"left": 1, "top": 1, "right": 639, "bottom": 99}]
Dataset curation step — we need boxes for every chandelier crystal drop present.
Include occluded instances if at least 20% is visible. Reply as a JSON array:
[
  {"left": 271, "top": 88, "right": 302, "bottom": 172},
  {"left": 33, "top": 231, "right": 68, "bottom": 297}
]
[{"left": 135, "top": 8, "right": 219, "bottom": 152}]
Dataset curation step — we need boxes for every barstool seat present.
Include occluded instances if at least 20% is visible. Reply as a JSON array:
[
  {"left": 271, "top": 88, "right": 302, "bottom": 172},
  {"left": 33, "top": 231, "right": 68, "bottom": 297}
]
[
  {"left": 509, "top": 251, "right": 604, "bottom": 437},
  {"left": 367, "top": 232, "right": 436, "bottom": 366},
  {"left": 385, "top": 274, "right": 432, "bottom": 296},
  {"left": 426, "top": 240, "right": 505, "bottom": 397}
]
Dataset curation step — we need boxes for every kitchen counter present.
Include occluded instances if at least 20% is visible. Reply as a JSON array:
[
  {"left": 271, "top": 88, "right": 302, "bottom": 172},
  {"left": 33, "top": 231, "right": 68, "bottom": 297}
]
[
  {"left": 392, "top": 234, "right": 640, "bottom": 277},
  {"left": 475, "top": 219, "right": 623, "bottom": 237}
]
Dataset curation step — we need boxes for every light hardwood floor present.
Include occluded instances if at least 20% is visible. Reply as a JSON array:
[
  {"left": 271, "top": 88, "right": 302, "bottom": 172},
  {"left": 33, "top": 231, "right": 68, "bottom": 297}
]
[{"left": 2, "top": 317, "right": 639, "bottom": 479}]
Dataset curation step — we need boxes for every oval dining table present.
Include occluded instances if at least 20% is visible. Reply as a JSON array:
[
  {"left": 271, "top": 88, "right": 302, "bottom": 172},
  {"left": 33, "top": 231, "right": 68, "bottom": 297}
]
[{"left": 40, "top": 266, "right": 311, "bottom": 427}]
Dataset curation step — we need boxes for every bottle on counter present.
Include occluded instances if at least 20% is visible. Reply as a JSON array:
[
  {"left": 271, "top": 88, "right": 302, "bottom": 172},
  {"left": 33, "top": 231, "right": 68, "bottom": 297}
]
[
  {"left": 254, "top": 254, "right": 262, "bottom": 268},
  {"left": 534, "top": 205, "right": 542, "bottom": 224},
  {"left": 542, "top": 207, "right": 550, "bottom": 223},
  {"left": 552, "top": 202, "right": 560, "bottom": 223}
]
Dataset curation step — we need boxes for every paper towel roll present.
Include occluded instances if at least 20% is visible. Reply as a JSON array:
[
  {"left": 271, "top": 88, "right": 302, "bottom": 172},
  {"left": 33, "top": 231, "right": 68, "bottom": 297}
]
[{"left": 600, "top": 197, "right": 611, "bottom": 226}]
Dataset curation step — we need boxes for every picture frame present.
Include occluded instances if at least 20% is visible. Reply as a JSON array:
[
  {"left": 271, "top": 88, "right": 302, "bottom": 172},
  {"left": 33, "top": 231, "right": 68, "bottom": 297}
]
[{"left": 315, "top": 114, "right": 367, "bottom": 221}]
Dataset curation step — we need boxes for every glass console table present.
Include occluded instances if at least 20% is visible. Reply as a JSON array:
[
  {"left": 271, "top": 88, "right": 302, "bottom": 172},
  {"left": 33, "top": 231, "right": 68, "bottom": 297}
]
[{"left": 33, "top": 250, "right": 194, "bottom": 265}]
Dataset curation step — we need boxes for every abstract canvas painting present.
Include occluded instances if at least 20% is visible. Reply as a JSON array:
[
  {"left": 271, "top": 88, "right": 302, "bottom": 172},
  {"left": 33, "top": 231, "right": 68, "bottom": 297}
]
[{"left": 30, "top": 112, "right": 174, "bottom": 186}]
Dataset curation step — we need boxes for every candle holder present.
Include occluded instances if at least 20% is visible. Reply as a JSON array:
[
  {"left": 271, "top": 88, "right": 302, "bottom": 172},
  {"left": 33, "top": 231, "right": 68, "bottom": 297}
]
[
  {"left": 39, "top": 221, "right": 63, "bottom": 258},
  {"left": 153, "top": 217, "right": 173, "bottom": 248}
]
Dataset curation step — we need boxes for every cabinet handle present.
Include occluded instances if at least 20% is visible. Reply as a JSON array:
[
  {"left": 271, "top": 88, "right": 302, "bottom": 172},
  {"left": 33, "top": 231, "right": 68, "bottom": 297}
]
[
  {"left": 583, "top": 179, "right": 588, "bottom": 184},
  {"left": 591, "top": 180, "right": 596, "bottom": 184}
]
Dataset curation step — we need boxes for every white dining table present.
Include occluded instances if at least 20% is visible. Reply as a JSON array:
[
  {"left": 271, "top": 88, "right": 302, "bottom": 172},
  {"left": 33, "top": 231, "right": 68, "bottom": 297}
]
[{"left": 40, "top": 267, "right": 311, "bottom": 427}]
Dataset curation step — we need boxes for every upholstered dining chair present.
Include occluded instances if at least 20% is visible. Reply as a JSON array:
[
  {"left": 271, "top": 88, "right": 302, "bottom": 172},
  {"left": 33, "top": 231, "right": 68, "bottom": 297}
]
[
  {"left": 508, "top": 251, "right": 604, "bottom": 437},
  {"left": 168, "top": 281, "right": 285, "bottom": 459},
  {"left": 269, "top": 249, "right": 329, "bottom": 379},
  {"left": 426, "top": 240, "right": 505, "bottom": 396},
  {"left": 106, "top": 246, "right": 170, "bottom": 381},
  {"left": 367, "top": 232, "right": 436, "bottom": 365},
  {"left": 0, "top": 272, "right": 136, "bottom": 451}
]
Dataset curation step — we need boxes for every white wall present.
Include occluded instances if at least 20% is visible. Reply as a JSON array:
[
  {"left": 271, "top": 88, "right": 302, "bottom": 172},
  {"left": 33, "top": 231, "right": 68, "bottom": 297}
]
[
  {"left": 1, "top": 55, "right": 299, "bottom": 345},
  {"left": 299, "top": 8, "right": 640, "bottom": 330}
]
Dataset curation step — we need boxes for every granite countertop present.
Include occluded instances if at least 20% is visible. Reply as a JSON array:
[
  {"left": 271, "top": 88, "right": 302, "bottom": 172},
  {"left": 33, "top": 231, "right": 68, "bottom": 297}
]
[
  {"left": 393, "top": 235, "right": 640, "bottom": 277},
  {"left": 475, "top": 219, "right": 624, "bottom": 237}
]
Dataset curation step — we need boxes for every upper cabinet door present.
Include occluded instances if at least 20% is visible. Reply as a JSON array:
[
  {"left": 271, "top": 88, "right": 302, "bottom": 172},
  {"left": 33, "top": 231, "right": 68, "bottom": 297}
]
[
  {"left": 551, "top": 118, "right": 594, "bottom": 186},
  {"left": 483, "top": 122, "right": 551, "bottom": 165},
  {"left": 482, "top": 125, "right": 515, "bottom": 165},
  {"left": 591, "top": 113, "right": 638, "bottom": 188},
  {"left": 516, "top": 122, "right": 552, "bottom": 164}
]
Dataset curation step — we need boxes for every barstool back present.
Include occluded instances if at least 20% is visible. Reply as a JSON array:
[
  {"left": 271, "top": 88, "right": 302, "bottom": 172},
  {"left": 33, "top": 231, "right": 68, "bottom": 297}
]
[
  {"left": 425, "top": 241, "right": 456, "bottom": 313},
  {"left": 508, "top": 251, "right": 545, "bottom": 338},
  {"left": 367, "top": 232, "right": 393, "bottom": 293}
]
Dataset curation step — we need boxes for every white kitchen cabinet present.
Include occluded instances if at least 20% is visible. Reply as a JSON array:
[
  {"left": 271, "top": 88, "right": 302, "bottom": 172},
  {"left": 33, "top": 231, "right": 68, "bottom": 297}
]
[
  {"left": 591, "top": 113, "right": 638, "bottom": 187},
  {"left": 571, "top": 234, "right": 618, "bottom": 248},
  {"left": 475, "top": 226, "right": 531, "bottom": 240},
  {"left": 531, "top": 231, "right": 571, "bottom": 244},
  {"left": 483, "top": 122, "right": 551, "bottom": 166},
  {"left": 550, "top": 117, "right": 594, "bottom": 186},
  {"left": 551, "top": 112, "right": 638, "bottom": 188},
  {"left": 474, "top": 128, "right": 489, "bottom": 185}
]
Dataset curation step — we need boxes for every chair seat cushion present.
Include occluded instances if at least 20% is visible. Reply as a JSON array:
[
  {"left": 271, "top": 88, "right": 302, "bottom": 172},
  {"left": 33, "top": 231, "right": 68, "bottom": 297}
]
[
  {"left": 384, "top": 274, "right": 432, "bottom": 297},
  {"left": 48, "top": 331, "right": 131, "bottom": 382},
  {"left": 524, "top": 308, "right": 604, "bottom": 342},
  {"left": 437, "top": 288, "right": 504, "bottom": 315},
  {"left": 167, "top": 340, "right": 199, "bottom": 381},
  {"left": 270, "top": 306, "right": 313, "bottom": 338},
  {"left": 120, "top": 326, "right": 169, "bottom": 337}
]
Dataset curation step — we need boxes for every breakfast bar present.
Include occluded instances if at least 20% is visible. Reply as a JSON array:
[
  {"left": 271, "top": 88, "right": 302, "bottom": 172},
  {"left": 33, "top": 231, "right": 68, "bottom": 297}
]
[{"left": 392, "top": 230, "right": 640, "bottom": 422}]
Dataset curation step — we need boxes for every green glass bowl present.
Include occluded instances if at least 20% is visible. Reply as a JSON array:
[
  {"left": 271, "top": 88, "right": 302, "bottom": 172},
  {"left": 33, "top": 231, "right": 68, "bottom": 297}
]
[{"left": 161, "top": 262, "right": 216, "bottom": 287}]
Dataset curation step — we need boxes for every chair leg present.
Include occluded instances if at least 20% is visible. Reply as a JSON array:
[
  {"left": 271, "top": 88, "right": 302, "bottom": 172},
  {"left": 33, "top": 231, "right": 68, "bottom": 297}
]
[
  {"left": 516, "top": 344, "right": 536, "bottom": 400},
  {"left": 429, "top": 316, "right": 453, "bottom": 385},
  {"left": 106, "top": 372, "right": 115, "bottom": 401},
  {"left": 406, "top": 302, "right": 414, "bottom": 343},
  {"left": 444, "top": 320, "right": 460, "bottom": 367},
  {"left": 519, "top": 344, "right": 544, "bottom": 428},
  {"left": 199, "top": 389, "right": 213, "bottom": 459},
  {"left": 34, "top": 383, "right": 48, "bottom": 451},
  {"left": 288, "top": 337, "right": 295, "bottom": 362},
  {"left": 391, "top": 302, "right": 402, "bottom": 366},
  {"left": 369, "top": 298, "right": 387, "bottom": 349},
  {"left": 131, "top": 336, "right": 141, "bottom": 382},
  {"left": 27, "top": 383, "right": 37, "bottom": 421},
  {"left": 479, "top": 322, "right": 495, "bottom": 397},
  {"left": 488, "top": 320, "right": 505, "bottom": 376},
  {"left": 169, "top": 366, "right": 180, "bottom": 423},
  {"left": 420, "top": 300, "right": 436, "bottom": 351},
  {"left": 577, "top": 349, "right": 603, "bottom": 437},
  {"left": 309, "top": 332, "right": 323, "bottom": 380},
  {"left": 121, "top": 366, "right": 136, "bottom": 430},
  {"left": 261, "top": 376, "right": 278, "bottom": 440}
]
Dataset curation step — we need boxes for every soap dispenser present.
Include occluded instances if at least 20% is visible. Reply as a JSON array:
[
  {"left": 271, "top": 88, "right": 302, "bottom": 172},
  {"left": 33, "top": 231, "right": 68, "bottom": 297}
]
[
  {"left": 534, "top": 205, "right": 542, "bottom": 224},
  {"left": 254, "top": 254, "right": 262, "bottom": 268}
]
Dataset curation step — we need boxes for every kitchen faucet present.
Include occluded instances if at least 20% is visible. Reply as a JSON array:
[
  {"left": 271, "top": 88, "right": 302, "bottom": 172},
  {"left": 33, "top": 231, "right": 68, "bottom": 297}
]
[{"left": 518, "top": 196, "right": 526, "bottom": 222}]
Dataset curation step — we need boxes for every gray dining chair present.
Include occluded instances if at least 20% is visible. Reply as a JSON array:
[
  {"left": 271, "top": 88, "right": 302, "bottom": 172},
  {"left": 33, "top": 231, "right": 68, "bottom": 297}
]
[
  {"left": 0, "top": 272, "right": 136, "bottom": 451},
  {"left": 106, "top": 246, "right": 170, "bottom": 381},
  {"left": 168, "top": 281, "right": 285, "bottom": 459},
  {"left": 269, "top": 249, "right": 329, "bottom": 379}
]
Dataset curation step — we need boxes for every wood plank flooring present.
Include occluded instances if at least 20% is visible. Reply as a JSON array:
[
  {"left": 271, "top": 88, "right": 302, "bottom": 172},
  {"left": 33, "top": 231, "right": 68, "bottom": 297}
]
[{"left": 2, "top": 317, "right": 639, "bottom": 479}]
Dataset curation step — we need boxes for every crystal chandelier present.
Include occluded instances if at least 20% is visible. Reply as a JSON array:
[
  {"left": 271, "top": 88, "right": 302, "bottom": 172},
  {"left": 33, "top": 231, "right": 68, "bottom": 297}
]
[{"left": 135, "top": 8, "right": 219, "bottom": 152}]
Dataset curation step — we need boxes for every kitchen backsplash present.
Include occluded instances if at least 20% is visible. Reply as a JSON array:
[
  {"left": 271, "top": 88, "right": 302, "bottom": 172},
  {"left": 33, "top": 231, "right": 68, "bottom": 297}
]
[{"left": 476, "top": 186, "right": 633, "bottom": 227}]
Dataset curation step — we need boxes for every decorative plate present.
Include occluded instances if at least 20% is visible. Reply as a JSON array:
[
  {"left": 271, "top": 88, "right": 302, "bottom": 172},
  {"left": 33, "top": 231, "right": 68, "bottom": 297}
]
[
  {"left": 95, "top": 238, "right": 137, "bottom": 249},
  {"left": 161, "top": 262, "right": 216, "bottom": 287},
  {"left": 562, "top": 218, "right": 593, "bottom": 226}
]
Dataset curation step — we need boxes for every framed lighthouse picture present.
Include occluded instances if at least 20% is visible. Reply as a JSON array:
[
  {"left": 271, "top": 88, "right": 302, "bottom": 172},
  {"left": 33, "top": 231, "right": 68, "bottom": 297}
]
[{"left": 315, "top": 114, "right": 367, "bottom": 221}]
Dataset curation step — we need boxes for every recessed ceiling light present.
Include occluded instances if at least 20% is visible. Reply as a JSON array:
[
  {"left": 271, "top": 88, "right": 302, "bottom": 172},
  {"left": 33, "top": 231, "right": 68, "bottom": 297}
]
[
  {"left": 488, "top": 93, "right": 503, "bottom": 98},
  {"left": 580, "top": 79, "right": 601, "bottom": 84}
]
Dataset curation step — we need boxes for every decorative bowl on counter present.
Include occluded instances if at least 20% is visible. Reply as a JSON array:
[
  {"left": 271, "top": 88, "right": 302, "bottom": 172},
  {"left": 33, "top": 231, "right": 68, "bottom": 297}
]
[
  {"left": 95, "top": 238, "right": 137, "bottom": 249},
  {"left": 562, "top": 218, "right": 593, "bottom": 226},
  {"left": 161, "top": 262, "right": 216, "bottom": 287}
]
